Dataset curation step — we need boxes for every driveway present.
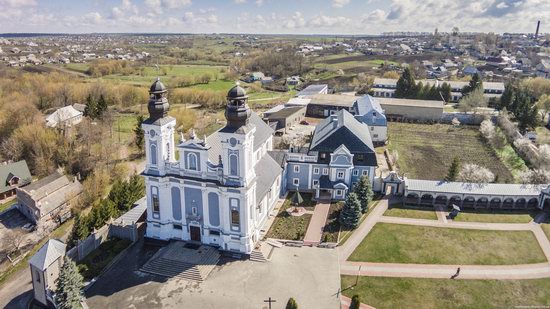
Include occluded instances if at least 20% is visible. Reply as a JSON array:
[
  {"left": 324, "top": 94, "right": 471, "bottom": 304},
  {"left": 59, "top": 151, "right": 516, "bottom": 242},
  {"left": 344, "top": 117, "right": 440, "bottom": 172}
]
[{"left": 86, "top": 241, "right": 341, "bottom": 309}]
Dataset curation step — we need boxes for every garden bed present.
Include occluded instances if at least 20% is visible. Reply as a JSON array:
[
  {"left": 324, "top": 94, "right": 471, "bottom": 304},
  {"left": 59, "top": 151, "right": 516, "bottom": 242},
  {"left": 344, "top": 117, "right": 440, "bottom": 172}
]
[{"left": 266, "top": 193, "right": 314, "bottom": 240}]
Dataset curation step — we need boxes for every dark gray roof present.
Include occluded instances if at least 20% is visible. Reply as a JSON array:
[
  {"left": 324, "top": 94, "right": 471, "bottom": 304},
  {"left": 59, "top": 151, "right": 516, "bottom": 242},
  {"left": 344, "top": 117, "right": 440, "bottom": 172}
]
[
  {"left": 206, "top": 112, "right": 274, "bottom": 163},
  {"left": 309, "top": 110, "right": 376, "bottom": 163},
  {"left": 0, "top": 160, "right": 31, "bottom": 194},
  {"left": 142, "top": 115, "right": 176, "bottom": 126},
  {"left": 255, "top": 154, "right": 282, "bottom": 202},
  {"left": 21, "top": 171, "right": 64, "bottom": 195}
]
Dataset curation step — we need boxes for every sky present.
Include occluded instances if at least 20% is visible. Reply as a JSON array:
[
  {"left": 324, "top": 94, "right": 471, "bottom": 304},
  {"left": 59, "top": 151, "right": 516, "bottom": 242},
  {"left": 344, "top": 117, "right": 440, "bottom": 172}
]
[{"left": 0, "top": 0, "right": 548, "bottom": 35}]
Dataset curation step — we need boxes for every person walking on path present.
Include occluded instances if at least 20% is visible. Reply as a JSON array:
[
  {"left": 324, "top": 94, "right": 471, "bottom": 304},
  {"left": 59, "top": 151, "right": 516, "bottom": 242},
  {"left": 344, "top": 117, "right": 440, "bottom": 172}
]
[{"left": 451, "top": 267, "right": 461, "bottom": 279}]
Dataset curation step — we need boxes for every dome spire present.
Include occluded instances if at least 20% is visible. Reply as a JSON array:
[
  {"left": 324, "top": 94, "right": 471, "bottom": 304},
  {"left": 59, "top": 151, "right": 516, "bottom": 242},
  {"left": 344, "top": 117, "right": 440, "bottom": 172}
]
[
  {"left": 147, "top": 78, "right": 169, "bottom": 120},
  {"left": 225, "top": 83, "right": 251, "bottom": 128}
]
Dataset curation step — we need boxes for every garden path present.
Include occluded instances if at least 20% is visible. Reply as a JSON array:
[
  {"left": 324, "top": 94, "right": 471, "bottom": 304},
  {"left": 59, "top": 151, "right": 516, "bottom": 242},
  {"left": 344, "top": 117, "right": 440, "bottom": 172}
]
[{"left": 303, "top": 201, "right": 331, "bottom": 245}]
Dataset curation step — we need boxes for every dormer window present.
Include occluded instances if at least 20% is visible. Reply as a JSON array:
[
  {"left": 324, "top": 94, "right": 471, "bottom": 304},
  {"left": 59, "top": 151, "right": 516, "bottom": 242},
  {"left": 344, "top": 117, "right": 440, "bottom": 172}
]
[{"left": 188, "top": 153, "right": 198, "bottom": 171}]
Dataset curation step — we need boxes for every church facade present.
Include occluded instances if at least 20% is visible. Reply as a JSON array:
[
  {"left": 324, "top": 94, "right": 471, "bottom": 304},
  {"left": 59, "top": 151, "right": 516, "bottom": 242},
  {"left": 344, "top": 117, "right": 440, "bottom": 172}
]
[{"left": 142, "top": 79, "right": 282, "bottom": 254}]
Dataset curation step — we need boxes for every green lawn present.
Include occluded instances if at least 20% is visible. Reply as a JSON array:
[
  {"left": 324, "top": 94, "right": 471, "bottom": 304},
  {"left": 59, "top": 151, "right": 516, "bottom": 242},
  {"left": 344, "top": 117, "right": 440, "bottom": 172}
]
[
  {"left": 114, "top": 113, "right": 138, "bottom": 144},
  {"left": 388, "top": 122, "right": 514, "bottom": 182},
  {"left": 453, "top": 209, "right": 536, "bottom": 223},
  {"left": 341, "top": 276, "right": 550, "bottom": 309},
  {"left": 64, "top": 63, "right": 90, "bottom": 73},
  {"left": 384, "top": 205, "right": 438, "bottom": 220},
  {"left": 348, "top": 223, "right": 546, "bottom": 265},
  {"left": 77, "top": 237, "right": 131, "bottom": 280},
  {"left": 266, "top": 193, "right": 314, "bottom": 240}
]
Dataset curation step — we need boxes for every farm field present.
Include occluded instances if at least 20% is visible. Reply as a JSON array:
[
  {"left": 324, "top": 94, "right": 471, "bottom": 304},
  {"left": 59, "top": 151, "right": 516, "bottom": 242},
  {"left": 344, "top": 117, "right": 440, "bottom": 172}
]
[
  {"left": 348, "top": 223, "right": 546, "bottom": 265},
  {"left": 341, "top": 276, "right": 550, "bottom": 309},
  {"left": 388, "top": 122, "right": 514, "bottom": 182}
]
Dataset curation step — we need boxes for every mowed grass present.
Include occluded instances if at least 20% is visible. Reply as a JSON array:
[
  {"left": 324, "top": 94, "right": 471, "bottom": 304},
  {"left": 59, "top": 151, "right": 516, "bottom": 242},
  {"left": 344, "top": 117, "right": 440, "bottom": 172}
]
[
  {"left": 348, "top": 223, "right": 546, "bottom": 265},
  {"left": 388, "top": 122, "right": 514, "bottom": 182},
  {"left": 384, "top": 205, "right": 438, "bottom": 220},
  {"left": 341, "top": 276, "right": 550, "bottom": 309},
  {"left": 453, "top": 209, "right": 536, "bottom": 223}
]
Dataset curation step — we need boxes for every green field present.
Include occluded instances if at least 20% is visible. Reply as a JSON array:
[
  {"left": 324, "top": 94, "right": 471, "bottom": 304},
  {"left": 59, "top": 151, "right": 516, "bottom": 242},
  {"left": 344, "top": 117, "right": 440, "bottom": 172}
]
[
  {"left": 348, "top": 223, "right": 546, "bottom": 265},
  {"left": 341, "top": 276, "right": 550, "bottom": 309},
  {"left": 384, "top": 205, "right": 437, "bottom": 220},
  {"left": 114, "top": 114, "right": 138, "bottom": 144},
  {"left": 388, "top": 122, "right": 514, "bottom": 182},
  {"left": 453, "top": 209, "right": 536, "bottom": 223}
]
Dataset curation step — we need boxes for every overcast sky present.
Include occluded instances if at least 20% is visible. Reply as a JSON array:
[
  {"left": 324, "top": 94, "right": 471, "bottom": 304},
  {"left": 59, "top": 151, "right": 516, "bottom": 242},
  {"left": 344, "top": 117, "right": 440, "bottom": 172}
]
[{"left": 0, "top": 0, "right": 547, "bottom": 35}]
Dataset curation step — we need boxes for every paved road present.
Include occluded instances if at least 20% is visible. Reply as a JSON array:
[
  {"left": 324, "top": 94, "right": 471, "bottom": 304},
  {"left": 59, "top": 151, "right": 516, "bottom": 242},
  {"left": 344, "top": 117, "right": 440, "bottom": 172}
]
[{"left": 303, "top": 201, "right": 331, "bottom": 245}]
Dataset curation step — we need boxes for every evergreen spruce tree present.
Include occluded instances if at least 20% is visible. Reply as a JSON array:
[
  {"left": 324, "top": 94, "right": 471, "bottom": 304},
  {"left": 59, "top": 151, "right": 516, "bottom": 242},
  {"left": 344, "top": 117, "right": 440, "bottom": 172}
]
[
  {"left": 83, "top": 94, "right": 96, "bottom": 119},
  {"left": 445, "top": 157, "right": 460, "bottom": 182},
  {"left": 462, "top": 73, "right": 483, "bottom": 95},
  {"left": 428, "top": 84, "right": 440, "bottom": 100},
  {"left": 96, "top": 94, "right": 108, "bottom": 119},
  {"left": 514, "top": 91, "right": 538, "bottom": 133},
  {"left": 353, "top": 175, "right": 373, "bottom": 213},
  {"left": 134, "top": 115, "right": 145, "bottom": 153},
  {"left": 395, "top": 68, "right": 416, "bottom": 98},
  {"left": 350, "top": 295, "right": 361, "bottom": 309},
  {"left": 499, "top": 83, "right": 514, "bottom": 111},
  {"left": 55, "top": 258, "right": 83, "bottom": 309},
  {"left": 285, "top": 297, "right": 298, "bottom": 309},
  {"left": 339, "top": 193, "right": 362, "bottom": 229},
  {"left": 440, "top": 82, "right": 452, "bottom": 102}
]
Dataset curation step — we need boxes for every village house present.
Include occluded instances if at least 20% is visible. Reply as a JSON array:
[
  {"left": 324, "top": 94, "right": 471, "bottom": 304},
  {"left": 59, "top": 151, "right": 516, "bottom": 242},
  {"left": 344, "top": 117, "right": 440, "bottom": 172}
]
[
  {"left": 0, "top": 160, "right": 32, "bottom": 201},
  {"left": 536, "top": 59, "right": 550, "bottom": 79},
  {"left": 17, "top": 171, "right": 83, "bottom": 226},
  {"left": 45, "top": 105, "right": 83, "bottom": 128}
]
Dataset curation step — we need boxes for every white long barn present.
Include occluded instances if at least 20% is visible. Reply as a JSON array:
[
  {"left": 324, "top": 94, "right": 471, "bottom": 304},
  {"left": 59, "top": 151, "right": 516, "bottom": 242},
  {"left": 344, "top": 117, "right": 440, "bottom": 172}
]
[{"left": 404, "top": 179, "right": 547, "bottom": 209}]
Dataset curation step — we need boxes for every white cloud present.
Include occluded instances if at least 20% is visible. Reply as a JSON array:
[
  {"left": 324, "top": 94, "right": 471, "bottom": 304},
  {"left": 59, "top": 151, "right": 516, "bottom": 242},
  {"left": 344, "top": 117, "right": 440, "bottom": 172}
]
[
  {"left": 255, "top": 0, "right": 264, "bottom": 6},
  {"left": 0, "top": 0, "right": 36, "bottom": 7},
  {"left": 496, "top": 2, "right": 509, "bottom": 8},
  {"left": 162, "top": 0, "right": 192, "bottom": 9},
  {"left": 308, "top": 15, "right": 350, "bottom": 27},
  {"left": 332, "top": 0, "right": 350, "bottom": 8},
  {"left": 234, "top": 0, "right": 247, "bottom": 3},
  {"left": 82, "top": 12, "right": 103, "bottom": 25},
  {"left": 283, "top": 11, "right": 306, "bottom": 29},
  {"left": 182, "top": 11, "right": 218, "bottom": 25}
]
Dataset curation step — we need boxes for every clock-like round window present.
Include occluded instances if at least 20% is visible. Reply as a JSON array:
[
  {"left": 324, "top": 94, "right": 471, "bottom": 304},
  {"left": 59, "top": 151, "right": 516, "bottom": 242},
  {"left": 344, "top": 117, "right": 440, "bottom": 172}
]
[
  {"left": 229, "top": 138, "right": 237, "bottom": 147},
  {"left": 150, "top": 130, "right": 156, "bottom": 138}
]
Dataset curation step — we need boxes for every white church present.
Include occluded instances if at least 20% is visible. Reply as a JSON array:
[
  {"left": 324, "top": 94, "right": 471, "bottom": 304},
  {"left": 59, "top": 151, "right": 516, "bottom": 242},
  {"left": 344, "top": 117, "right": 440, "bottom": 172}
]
[{"left": 142, "top": 79, "right": 282, "bottom": 254}]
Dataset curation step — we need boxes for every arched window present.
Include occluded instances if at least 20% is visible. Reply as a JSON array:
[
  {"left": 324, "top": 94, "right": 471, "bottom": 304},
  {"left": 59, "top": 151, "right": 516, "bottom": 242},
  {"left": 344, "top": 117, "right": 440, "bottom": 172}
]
[
  {"left": 150, "top": 144, "right": 157, "bottom": 165},
  {"left": 229, "top": 154, "right": 238, "bottom": 176},
  {"left": 188, "top": 153, "right": 197, "bottom": 170},
  {"left": 231, "top": 208, "right": 240, "bottom": 226}
]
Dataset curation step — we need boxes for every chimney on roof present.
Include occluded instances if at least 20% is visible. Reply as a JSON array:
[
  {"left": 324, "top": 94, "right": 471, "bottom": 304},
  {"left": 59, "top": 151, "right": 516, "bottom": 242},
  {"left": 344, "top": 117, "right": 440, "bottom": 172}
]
[{"left": 535, "top": 20, "right": 541, "bottom": 40}]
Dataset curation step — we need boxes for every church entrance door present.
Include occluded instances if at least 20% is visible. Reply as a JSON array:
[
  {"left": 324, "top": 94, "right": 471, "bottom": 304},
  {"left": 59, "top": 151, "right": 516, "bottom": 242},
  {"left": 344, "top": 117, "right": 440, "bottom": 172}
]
[{"left": 190, "top": 226, "right": 201, "bottom": 242}]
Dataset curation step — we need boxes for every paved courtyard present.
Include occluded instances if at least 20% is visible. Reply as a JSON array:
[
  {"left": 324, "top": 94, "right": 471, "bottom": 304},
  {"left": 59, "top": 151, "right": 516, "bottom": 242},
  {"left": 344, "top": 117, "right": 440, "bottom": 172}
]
[{"left": 86, "top": 241, "right": 341, "bottom": 309}]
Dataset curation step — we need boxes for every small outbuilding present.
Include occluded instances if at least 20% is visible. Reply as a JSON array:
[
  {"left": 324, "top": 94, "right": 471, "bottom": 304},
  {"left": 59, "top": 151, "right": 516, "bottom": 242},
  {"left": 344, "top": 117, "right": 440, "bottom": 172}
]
[{"left": 29, "top": 239, "right": 66, "bottom": 307}]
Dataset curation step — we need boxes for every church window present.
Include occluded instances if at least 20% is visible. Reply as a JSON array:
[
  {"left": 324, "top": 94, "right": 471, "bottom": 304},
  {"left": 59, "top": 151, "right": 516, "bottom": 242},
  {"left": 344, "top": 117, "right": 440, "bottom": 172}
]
[
  {"left": 231, "top": 208, "right": 240, "bottom": 226},
  {"left": 337, "top": 171, "right": 345, "bottom": 179},
  {"left": 370, "top": 127, "right": 374, "bottom": 131},
  {"left": 192, "top": 207, "right": 197, "bottom": 215},
  {"left": 293, "top": 178, "right": 299, "bottom": 186},
  {"left": 35, "top": 271, "right": 40, "bottom": 283},
  {"left": 150, "top": 144, "right": 157, "bottom": 165},
  {"left": 294, "top": 165, "right": 300, "bottom": 173},
  {"left": 152, "top": 187, "right": 160, "bottom": 213},
  {"left": 188, "top": 153, "right": 198, "bottom": 170},
  {"left": 229, "top": 154, "right": 239, "bottom": 176}
]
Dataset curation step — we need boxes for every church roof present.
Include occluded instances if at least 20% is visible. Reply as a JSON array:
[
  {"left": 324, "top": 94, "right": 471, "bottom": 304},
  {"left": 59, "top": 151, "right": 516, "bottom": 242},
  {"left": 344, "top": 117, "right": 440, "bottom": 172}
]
[
  {"left": 254, "top": 154, "right": 282, "bottom": 202},
  {"left": 206, "top": 112, "right": 274, "bottom": 163},
  {"left": 310, "top": 109, "right": 376, "bottom": 159},
  {"left": 29, "top": 239, "right": 66, "bottom": 271}
]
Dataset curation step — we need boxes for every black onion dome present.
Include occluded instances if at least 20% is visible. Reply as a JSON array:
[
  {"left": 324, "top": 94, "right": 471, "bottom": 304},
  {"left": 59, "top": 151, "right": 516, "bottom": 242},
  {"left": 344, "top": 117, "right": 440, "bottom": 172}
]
[
  {"left": 147, "top": 78, "right": 169, "bottom": 120},
  {"left": 150, "top": 78, "right": 167, "bottom": 94},
  {"left": 227, "top": 84, "right": 248, "bottom": 100}
]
